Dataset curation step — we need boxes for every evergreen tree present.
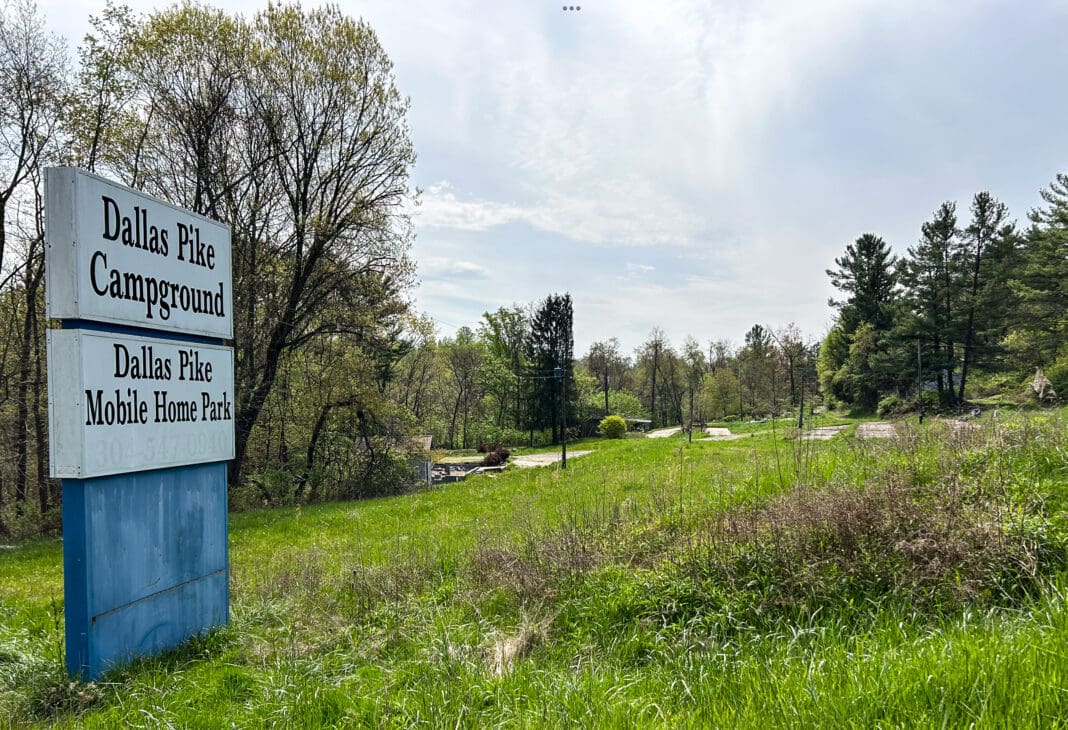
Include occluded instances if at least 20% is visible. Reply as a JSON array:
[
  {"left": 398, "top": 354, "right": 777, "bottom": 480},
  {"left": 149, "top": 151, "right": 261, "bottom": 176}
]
[
  {"left": 826, "top": 233, "right": 898, "bottom": 333},
  {"left": 898, "top": 202, "right": 961, "bottom": 405},
  {"left": 823, "top": 233, "right": 898, "bottom": 408},
  {"left": 526, "top": 293, "right": 574, "bottom": 442},
  {"left": 738, "top": 324, "right": 774, "bottom": 415},
  {"left": 956, "top": 192, "right": 1017, "bottom": 401},
  {"left": 1011, "top": 174, "right": 1068, "bottom": 368}
]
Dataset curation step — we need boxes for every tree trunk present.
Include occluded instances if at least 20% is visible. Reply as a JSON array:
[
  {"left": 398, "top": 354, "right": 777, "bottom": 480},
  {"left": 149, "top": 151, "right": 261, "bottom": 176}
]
[
  {"left": 958, "top": 255, "right": 982, "bottom": 403},
  {"left": 786, "top": 354, "right": 797, "bottom": 407},
  {"left": 29, "top": 296, "right": 48, "bottom": 514},
  {"left": 462, "top": 400, "right": 470, "bottom": 449},
  {"left": 14, "top": 262, "right": 42, "bottom": 511},
  {"left": 650, "top": 342, "right": 659, "bottom": 428},
  {"left": 230, "top": 258, "right": 307, "bottom": 486},
  {"left": 298, "top": 398, "right": 355, "bottom": 501},
  {"left": 942, "top": 261, "right": 957, "bottom": 406},
  {"left": 450, "top": 390, "right": 462, "bottom": 449},
  {"left": 604, "top": 367, "right": 610, "bottom": 417},
  {"left": 298, "top": 405, "right": 331, "bottom": 500}
]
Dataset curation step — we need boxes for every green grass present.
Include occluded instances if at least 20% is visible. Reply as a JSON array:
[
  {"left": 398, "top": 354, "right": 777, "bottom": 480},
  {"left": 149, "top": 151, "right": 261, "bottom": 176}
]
[{"left": 2, "top": 409, "right": 1067, "bottom": 727}]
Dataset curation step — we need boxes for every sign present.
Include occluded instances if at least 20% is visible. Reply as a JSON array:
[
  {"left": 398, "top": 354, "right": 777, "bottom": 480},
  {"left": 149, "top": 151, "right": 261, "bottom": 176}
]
[
  {"left": 45, "top": 167, "right": 233, "bottom": 339},
  {"left": 47, "top": 329, "right": 235, "bottom": 478},
  {"left": 45, "top": 167, "right": 235, "bottom": 680}
]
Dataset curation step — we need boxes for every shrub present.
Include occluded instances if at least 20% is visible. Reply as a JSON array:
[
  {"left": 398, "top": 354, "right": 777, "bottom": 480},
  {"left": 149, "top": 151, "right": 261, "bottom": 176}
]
[
  {"left": 478, "top": 442, "right": 504, "bottom": 454},
  {"left": 877, "top": 395, "right": 901, "bottom": 417},
  {"left": 919, "top": 389, "right": 943, "bottom": 413},
  {"left": 480, "top": 445, "right": 510, "bottom": 467},
  {"left": 598, "top": 414, "right": 627, "bottom": 439},
  {"left": 683, "top": 476, "right": 1064, "bottom": 618}
]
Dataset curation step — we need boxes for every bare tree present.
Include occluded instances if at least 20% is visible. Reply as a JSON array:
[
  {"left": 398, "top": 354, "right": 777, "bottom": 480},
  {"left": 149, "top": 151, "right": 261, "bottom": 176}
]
[
  {"left": 0, "top": 1, "right": 67, "bottom": 528},
  {"left": 78, "top": 4, "right": 418, "bottom": 489},
  {"left": 0, "top": 0, "right": 66, "bottom": 279}
]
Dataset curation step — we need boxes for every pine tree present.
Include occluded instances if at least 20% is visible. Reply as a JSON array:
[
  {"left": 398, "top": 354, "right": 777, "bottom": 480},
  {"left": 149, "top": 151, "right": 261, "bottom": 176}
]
[
  {"left": 526, "top": 293, "right": 574, "bottom": 442},
  {"left": 823, "top": 233, "right": 898, "bottom": 408},
  {"left": 826, "top": 233, "right": 898, "bottom": 333},
  {"left": 898, "top": 202, "right": 961, "bottom": 405},
  {"left": 956, "top": 192, "right": 1017, "bottom": 402},
  {"left": 1012, "top": 174, "right": 1068, "bottom": 367}
]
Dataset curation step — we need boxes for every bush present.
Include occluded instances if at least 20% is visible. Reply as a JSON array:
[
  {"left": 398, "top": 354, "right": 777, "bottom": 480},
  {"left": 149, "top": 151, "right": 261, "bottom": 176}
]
[
  {"left": 877, "top": 391, "right": 945, "bottom": 418},
  {"left": 479, "top": 446, "right": 510, "bottom": 467},
  {"left": 919, "top": 389, "right": 943, "bottom": 413},
  {"left": 1045, "top": 360, "right": 1067, "bottom": 400},
  {"left": 477, "top": 442, "right": 504, "bottom": 454},
  {"left": 877, "top": 395, "right": 901, "bottom": 417},
  {"left": 683, "top": 477, "right": 1064, "bottom": 619},
  {"left": 599, "top": 415, "right": 627, "bottom": 439}
]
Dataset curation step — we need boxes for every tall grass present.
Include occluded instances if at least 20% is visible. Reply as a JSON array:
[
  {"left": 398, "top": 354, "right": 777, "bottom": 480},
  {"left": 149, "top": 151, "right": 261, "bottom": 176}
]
[{"left": 1, "top": 409, "right": 1066, "bottom": 726}]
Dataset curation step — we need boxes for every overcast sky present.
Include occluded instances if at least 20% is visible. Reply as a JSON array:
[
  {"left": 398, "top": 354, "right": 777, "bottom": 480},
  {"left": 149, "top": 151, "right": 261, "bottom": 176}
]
[{"left": 39, "top": 0, "right": 1068, "bottom": 356}]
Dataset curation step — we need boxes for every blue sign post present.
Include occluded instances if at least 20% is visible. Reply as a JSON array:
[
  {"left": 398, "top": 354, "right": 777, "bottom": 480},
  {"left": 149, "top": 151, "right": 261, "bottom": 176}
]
[
  {"left": 46, "top": 168, "right": 234, "bottom": 679},
  {"left": 62, "top": 463, "right": 228, "bottom": 676}
]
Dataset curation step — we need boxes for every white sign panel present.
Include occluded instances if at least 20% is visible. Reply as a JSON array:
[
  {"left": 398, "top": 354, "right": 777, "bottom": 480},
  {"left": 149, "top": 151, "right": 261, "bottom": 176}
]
[
  {"left": 45, "top": 167, "right": 233, "bottom": 339},
  {"left": 47, "top": 330, "right": 235, "bottom": 478}
]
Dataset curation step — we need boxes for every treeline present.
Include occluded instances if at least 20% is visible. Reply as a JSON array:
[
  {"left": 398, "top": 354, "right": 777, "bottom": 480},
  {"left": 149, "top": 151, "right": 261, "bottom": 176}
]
[
  {"left": 819, "top": 184, "right": 1068, "bottom": 413},
  {"left": 398, "top": 313, "right": 819, "bottom": 448}
]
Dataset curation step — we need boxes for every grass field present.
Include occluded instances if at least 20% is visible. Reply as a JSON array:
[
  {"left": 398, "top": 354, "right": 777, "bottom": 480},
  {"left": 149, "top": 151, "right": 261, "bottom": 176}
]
[{"left": 2, "top": 409, "right": 1067, "bottom": 727}]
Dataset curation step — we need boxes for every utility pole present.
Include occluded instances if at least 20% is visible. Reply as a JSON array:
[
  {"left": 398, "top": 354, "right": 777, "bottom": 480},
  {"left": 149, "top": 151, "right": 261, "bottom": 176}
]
[
  {"left": 525, "top": 373, "right": 535, "bottom": 447},
  {"left": 555, "top": 366, "right": 567, "bottom": 469},
  {"left": 604, "top": 366, "right": 609, "bottom": 418},
  {"left": 688, "top": 379, "right": 694, "bottom": 443},
  {"left": 650, "top": 340, "right": 659, "bottom": 429}
]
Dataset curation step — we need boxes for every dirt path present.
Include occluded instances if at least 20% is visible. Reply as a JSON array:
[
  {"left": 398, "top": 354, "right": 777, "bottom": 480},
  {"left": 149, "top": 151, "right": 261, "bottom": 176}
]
[{"left": 646, "top": 427, "right": 681, "bottom": 438}]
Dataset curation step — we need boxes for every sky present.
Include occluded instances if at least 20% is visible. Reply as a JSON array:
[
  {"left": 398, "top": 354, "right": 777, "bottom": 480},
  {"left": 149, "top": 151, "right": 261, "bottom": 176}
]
[{"left": 37, "top": 0, "right": 1068, "bottom": 356}]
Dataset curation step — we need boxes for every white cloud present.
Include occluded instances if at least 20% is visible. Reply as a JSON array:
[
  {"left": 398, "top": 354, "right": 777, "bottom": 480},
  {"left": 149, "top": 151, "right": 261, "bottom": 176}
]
[
  {"left": 392, "top": 0, "right": 898, "bottom": 252},
  {"left": 417, "top": 183, "right": 530, "bottom": 232},
  {"left": 419, "top": 255, "right": 490, "bottom": 280}
]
